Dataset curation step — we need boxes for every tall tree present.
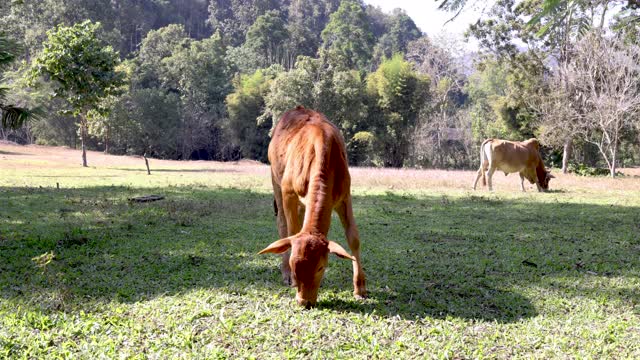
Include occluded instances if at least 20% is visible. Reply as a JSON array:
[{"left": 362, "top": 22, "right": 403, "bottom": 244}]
[
  {"left": 162, "top": 33, "right": 233, "bottom": 159},
  {"left": 225, "top": 68, "right": 278, "bottom": 161},
  {"left": 30, "top": 21, "right": 124, "bottom": 167},
  {"left": 372, "top": 8, "right": 422, "bottom": 66},
  {"left": 244, "top": 10, "right": 290, "bottom": 68},
  {"left": 320, "top": 0, "right": 375, "bottom": 70},
  {"left": 287, "top": 0, "right": 342, "bottom": 60},
  {"left": 133, "top": 24, "right": 191, "bottom": 90},
  {"left": 367, "top": 54, "right": 429, "bottom": 167},
  {"left": 208, "top": 0, "right": 282, "bottom": 46}
]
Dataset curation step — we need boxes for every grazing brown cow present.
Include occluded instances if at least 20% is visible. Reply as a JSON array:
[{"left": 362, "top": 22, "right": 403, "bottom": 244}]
[
  {"left": 259, "top": 106, "right": 366, "bottom": 307},
  {"left": 472, "top": 138, "right": 554, "bottom": 192}
]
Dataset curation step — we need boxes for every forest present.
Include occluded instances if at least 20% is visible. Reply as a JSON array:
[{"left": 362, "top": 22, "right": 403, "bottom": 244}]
[{"left": 1, "top": 0, "right": 639, "bottom": 175}]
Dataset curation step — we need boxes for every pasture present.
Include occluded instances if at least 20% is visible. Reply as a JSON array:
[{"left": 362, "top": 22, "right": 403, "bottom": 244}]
[{"left": 1, "top": 143, "right": 640, "bottom": 358}]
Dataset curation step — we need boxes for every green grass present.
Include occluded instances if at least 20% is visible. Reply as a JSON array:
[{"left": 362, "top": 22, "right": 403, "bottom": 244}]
[{"left": 1, "top": 161, "right": 640, "bottom": 358}]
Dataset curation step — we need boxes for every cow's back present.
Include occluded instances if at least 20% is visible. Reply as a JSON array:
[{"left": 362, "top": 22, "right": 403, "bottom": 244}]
[
  {"left": 268, "top": 106, "right": 350, "bottom": 202},
  {"left": 487, "top": 139, "right": 541, "bottom": 173}
]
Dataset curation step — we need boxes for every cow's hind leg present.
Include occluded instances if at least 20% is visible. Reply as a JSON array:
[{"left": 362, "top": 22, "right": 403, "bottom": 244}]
[
  {"left": 336, "top": 195, "right": 367, "bottom": 299},
  {"left": 472, "top": 167, "right": 484, "bottom": 190},
  {"left": 486, "top": 166, "right": 496, "bottom": 191},
  {"left": 519, "top": 173, "right": 526, "bottom": 192}
]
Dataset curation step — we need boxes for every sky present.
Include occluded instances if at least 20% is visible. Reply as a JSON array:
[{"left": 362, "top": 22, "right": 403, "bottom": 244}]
[{"left": 363, "top": 0, "right": 486, "bottom": 50}]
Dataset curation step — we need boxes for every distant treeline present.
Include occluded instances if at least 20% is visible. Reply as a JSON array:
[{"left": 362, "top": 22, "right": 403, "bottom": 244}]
[{"left": 1, "top": 0, "right": 639, "bottom": 175}]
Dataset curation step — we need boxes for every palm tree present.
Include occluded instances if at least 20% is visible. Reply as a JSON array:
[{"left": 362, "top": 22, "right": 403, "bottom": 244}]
[{"left": 1, "top": 33, "right": 35, "bottom": 129}]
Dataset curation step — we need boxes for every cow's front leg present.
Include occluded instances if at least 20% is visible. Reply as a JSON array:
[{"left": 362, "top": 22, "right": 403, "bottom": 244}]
[
  {"left": 336, "top": 196, "right": 367, "bottom": 299},
  {"left": 272, "top": 181, "right": 293, "bottom": 286},
  {"left": 519, "top": 173, "right": 526, "bottom": 192},
  {"left": 281, "top": 190, "right": 303, "bottom": 286},
  {"left": 280, "top": 252, "right": 293, "bottom": 286}
]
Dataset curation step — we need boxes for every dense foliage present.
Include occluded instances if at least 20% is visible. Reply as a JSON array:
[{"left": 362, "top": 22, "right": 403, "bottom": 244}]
[{"left": 1, "top": 0, "right": 639, "bottom": 173}]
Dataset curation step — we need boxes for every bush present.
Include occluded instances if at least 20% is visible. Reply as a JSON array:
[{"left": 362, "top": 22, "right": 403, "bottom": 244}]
[{"left": 568, "top": 163, "right": 623, "bottom": 177}]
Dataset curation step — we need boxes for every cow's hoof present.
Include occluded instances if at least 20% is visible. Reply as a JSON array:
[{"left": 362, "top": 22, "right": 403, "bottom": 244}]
[
  {"left": 282, "top": 273, "right": 293, "bottom": 287},
  {"left": 354, "top": 293, "right": 367, "bottom": 301}
]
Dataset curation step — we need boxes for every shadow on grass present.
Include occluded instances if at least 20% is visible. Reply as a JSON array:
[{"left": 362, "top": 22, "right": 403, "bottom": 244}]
[
  {"left": 113, "top": 168, "right": 240, "bottom": 173},
  {"left": 0, "top": 150, "right": 30, "bottom": 155},
  {"left": 542, "top": 188, "right": 568, "bottom": 193},
  {"left": 30, "top": 175, "right": 124, "bottom": 178},
  {"left": 1, "top": 186, "right": 639, "bottom": 323}
]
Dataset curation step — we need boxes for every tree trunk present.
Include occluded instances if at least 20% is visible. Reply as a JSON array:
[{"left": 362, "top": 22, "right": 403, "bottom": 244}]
[
  {"left": 143, "top": 152, "right": 151, "bottom": 175},
  {"left": 561, "top": 138, "right": 573, "bottom": 174},
  {"left": 81, "top": 120, "right": 88, "bottom": 167},
  {"left": 104, "top": 126, "right": 110, "bottom": 154},
  {"left": 610, "top": 142, "right": 617, "bottom": 178},
  {"left": 610, "top": 161, "right": 616, "bottom": 178}
]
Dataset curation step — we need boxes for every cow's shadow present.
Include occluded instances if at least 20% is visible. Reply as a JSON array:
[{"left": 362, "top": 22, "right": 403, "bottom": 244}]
[{"left": 1, "top": 186, "right": 638, "bottom": 324}]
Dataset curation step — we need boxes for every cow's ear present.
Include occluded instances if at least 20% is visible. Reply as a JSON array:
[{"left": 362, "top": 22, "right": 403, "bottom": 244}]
[
  {"left": 328, "top": 241, "right": 355, "bottom": 260},
  {"left": 547, "top": 172, "right": 555, "bottom": 179},
  {"left": 258, "top": 238, "right": 292, "bottom": 255}
]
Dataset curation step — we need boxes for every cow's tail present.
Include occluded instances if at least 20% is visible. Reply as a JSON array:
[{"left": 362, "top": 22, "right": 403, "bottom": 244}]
[{"left": 480, "top": 139, "right": 492, "bottom": 186}]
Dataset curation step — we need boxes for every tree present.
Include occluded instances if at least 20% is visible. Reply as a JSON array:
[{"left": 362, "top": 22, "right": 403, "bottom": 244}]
[
  {"left": 208, "top": 0, "right": 282, "bottom": 46},
  {"left": 538, "top": 33, "right": 640, "bottom": 177},
  {"left": 261, "top": 59, "right": 316, "bottom": 130},
  {"left": 244, "top": 10, "right": 290, "bottom": 68},
  {"left": 407, "top": 35, "right": 472, "bottom": 169},
  {"left": 0, "top": 0, "right": 37, "bottom": 129},
  {"left": 466, "top": 0, "right": 624, "bottom": 173},
  {"left": 372, "top": 9, "right": 422, "bottom": 67},
  {"left": 30, "top": 20, "right": 124, "bottom": 167},
  {"left": 320, "top": 0, "right": 375, "bottom": 70},
  {"left": 133, "top": 24, "right": 191, "bottom": 90},
  {"left": 365, "top": 5, "right": 391, "bottom": 39},
  {"left": 0, "top": 33, "right": 36, "bottom": 129},
  {"left": 367, "top": 54, "right": 429, "bottom": 167},
  {"left": 286, "top": 0, "right": 342, "bottom": 62},
  {"left": 225, "top": 68, "right": 278, "bottom": 161},
  {"left": 119, "top": 89, "right": 181, "bottom": 158},
  {"left": 161, "top": 33, "right": 234, "bottom": 160},
  {"left": 256, "top": 55, "right": 373, "bottom": 164}
]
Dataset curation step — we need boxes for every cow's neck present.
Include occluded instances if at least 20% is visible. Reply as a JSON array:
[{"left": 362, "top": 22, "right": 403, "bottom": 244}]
[
  {"left": 535, "top": 162, "right": 546, "bottom": 184},
  {"left": 301, "top": 173, "right": 333, "bottom": 235}
]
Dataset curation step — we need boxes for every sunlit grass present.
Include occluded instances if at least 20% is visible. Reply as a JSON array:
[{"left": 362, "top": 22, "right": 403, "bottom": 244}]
[{"left": 1, "top": 143, "right": 640, "bottom": 358}]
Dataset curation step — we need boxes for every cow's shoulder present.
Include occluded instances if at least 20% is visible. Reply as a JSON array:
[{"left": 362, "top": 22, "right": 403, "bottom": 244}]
[{"left": 523, "top": 138, "right": 541, "bottom": 151}]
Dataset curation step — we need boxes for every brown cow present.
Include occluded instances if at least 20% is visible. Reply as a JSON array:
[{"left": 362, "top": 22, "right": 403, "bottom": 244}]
[
  {"left": 259, "top": 106, "right": 366, "bottom": 307},
  {"left": 472, "top": 138, "right": 554, "bottom": 192}
]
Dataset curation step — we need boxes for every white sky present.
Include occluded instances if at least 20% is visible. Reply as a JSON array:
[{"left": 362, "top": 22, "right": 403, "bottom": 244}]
[{"left": 363, "top": 0, "right": 487, "bottom": 49}]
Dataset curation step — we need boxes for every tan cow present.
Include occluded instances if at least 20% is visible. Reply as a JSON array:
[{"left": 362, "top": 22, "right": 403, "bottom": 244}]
[
  {"left": 259, "top": 106, "right": 366, "bottom": 307},
  {"left": 472, "top": 138, "right": 554, "bottom": 192}
]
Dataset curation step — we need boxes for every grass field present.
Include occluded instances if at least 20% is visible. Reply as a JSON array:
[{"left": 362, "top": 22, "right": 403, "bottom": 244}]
[{"left": 1, "top": 143, "right": 640, "bottom": 358}]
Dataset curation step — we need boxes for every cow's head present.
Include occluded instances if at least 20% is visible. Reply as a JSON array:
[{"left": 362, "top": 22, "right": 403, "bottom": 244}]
[
  {"left": 259, "top": 233, "right": 354, "bottom": 307},
  {"left": 539, "top": 170, "right": 555, "bottom": 191}
]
